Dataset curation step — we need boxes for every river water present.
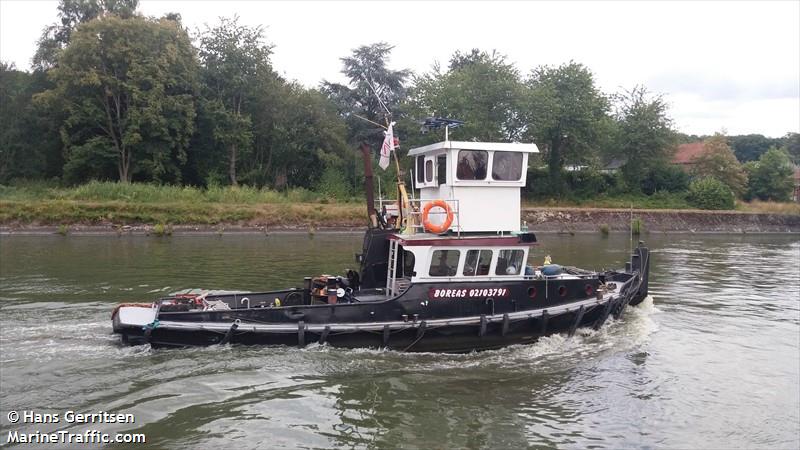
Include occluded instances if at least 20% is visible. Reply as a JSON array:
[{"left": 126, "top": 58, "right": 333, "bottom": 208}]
[{"left": 0, "top": 232, "right": 798, "bottom": 449}]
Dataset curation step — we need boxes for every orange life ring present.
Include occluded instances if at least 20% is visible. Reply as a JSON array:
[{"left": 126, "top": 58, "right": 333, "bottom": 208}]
[{"left": 422, "top": 200, "right": 454, "bottom": 234}]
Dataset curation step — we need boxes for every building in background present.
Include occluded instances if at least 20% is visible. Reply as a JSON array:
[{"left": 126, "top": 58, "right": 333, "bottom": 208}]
[{"left": 671, "top": 142, "right": 707, "bottom": 171}]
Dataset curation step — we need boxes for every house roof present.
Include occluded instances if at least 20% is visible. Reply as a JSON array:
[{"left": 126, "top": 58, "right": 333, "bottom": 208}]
[
  {"left": 604, "top": 158, "right": 626, "bottom": 170},
  {"left": 672, "top": 142, "right": 706, "bottom": 165}
]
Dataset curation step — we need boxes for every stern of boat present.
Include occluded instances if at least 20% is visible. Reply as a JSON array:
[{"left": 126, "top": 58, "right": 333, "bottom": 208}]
[
  {"left": 627, "top": 242, "right": 650, "bottom": 306},
  {"left": 111, "top": 303, "right": 157, "bottom": 344}
]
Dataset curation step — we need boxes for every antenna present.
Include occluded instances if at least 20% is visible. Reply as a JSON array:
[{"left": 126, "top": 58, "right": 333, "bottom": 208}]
[
  {"left": 360, "top": 73, "right": 392, "bottom": 119},
  {"left": 352, "top": 74, "right": 413, "bottom": 232},
  {"left": 420, "top": 117, "right": 465, "bottom": 141}
]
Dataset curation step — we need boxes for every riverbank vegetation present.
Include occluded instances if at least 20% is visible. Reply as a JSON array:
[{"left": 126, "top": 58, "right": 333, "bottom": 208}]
[
  {"left": 1, "top": 181, "right": 797, "bottom": 228},
  {"left": 1, "top": 0, "right": 798, "bottom": 218},
  {"left": 0, "top": 181, "right": 365, "bottom": 226}
]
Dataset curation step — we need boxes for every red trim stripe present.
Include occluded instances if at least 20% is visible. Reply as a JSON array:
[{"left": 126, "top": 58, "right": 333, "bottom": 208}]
[{"left": 389, "top": 235, "right": 537, "bottom": 247}]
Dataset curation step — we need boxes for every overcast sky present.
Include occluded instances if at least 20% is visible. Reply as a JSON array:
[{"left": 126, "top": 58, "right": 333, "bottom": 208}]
[{"left": 1, "top": 0, "right": 798, "bottom": 138}]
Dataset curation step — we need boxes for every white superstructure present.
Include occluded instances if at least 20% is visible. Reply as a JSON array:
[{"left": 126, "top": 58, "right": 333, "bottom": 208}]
[{"left": 408, "top": 141, "right": 538, "bottom": 233}]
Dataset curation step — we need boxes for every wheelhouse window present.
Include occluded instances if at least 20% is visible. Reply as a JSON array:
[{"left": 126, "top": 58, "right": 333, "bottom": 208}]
[
  {"left": 463, "top": 250, "right": 493, "bottom": 276},
  {"left": 416, "top": 156, "right": 425, "bottom": 183},
  {"left": 425, "top": 159, "right": 433, "bottom": 182},
  {"left": 456, "top": 150, "right": 488, "bottom": 180},
  {"left": 437, "top": 155, "right": 447, "bottom": 185},
  {"left": 402, "top": 249, "right": 415, "bottom": 277},
  {"left": 495, "top": 249, "right": 525, "bottom": 275},
  {"left": 492, "top": 151, "right": 523, "bottom": 181},
  {"left": 429, "top": 250, "right": 460, "bottom": 277}
]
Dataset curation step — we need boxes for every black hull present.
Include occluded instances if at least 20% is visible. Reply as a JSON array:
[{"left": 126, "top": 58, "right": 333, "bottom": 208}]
[
  {"left": 120, "top": 302, "right": 616, "bottom": 353},
  {"left": 113, "top": 245, "right": 650, "bottom": 353}
]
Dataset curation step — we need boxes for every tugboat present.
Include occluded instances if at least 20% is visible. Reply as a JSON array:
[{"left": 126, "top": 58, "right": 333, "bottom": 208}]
[{"left": 112, "top": 137, "right": 650, "bottom": 352}]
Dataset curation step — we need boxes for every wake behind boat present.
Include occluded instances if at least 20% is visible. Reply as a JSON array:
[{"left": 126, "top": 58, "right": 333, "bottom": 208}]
[{"left": 112, "top": 138, "right": 650, "bottom": 352}]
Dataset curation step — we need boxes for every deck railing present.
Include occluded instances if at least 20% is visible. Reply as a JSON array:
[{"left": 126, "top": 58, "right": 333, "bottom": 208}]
[{"left": 377, "top": 197, "right": 462, "bottom": 236}]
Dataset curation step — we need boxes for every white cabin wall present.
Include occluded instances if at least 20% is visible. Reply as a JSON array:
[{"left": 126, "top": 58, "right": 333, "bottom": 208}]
[
  {"left": 413, "top": 145, "right": 534, "bottom": 233},
  {"left": 452, "top": 186, "right": 520, "bottom": 232}
]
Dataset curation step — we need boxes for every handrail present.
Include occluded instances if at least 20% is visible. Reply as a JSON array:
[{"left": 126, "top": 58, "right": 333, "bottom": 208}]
[{"left": 378, "top": 197, "right": 461, "bottom": 236}]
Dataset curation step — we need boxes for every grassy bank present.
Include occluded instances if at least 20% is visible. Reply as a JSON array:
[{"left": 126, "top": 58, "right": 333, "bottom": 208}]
[
  {"left": 524, "top": 193, "right": 800, "bottom": 214},
  {"left": 0, "top": 180, "right": 348, "bottom": 204},
  {"left": 0, "top": 181, "right": 364, "bottom": 227},
  {"left": 1, "top": 181, "right": 798, "bottom": 228},
  {"left": 524, "top": 192, "right": 693, "bottom": 210}
]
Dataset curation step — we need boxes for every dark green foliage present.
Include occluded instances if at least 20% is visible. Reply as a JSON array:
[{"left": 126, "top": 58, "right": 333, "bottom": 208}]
[
  {"left": 692, "top": 134, "right": 748, "bottom": 197},
  {"left": 321, "top": 43, "right": 410, "bottom": 194},
  {"left": 565, "top": 169, "right": 608, "bottom": 198},
  {"left": 675, "top": 132, "right": 708, "bottom": 144},
  {"left": 524, "top": 166, "right": 552, "bottom": 198},
  {"left": 409, "top": 49, "right": 525, "bottom": 142},
  {"left": 524, "top": 62, "right": 609, "bottom": 194},
  {"left": 744, "top": 147, "right": 794, "bottom": 201},
  {"left": 687, "top": 177, "right": 735, "bottom": 210},
  {"left": 783, "top": 132, "right": 799, "bottom": 165},
  {"left": 729, "top": 134, "right": 782, "bottom": 162},
  {"left": 198, "top": 16, "right": 274, "bottom": 186},
  {"left": 316, "top": 166, "right": 352, "bottom": 200},
  {"left": 0, "top": 65, "right": 63, "bottom": 183},
  {"left": 322, "top": 42, "right": 410, "bottom": 148},
  {"left": 603, "top": 172, "right": 630, "bottom": 196},
  {"left": 641, "top": 164, "right": 690, "bottom": 194},
  {"left": 40, "top": 15, "right": 199, "bottom": 183},
  {"left": 263, "top": 85, "right": 349, "bottom": 189},
  {"left": 34, "top": 0, "right": 139, "bottom": 69},
  {"left": 613, "top": 86, "right": 676, "bottom": 191}
]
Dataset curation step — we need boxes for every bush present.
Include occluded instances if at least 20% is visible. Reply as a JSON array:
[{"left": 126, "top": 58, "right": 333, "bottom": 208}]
[
  {"left": 605, "top": 171, "right": 630, "bottom": 196},
  {"left": 687, "top": 177, "right": 735, "bottom": 210},
  {"left": 315, "top": 166, "right": 352, "bottom": 200},
  {"left": 744, "top": 147, "right": 794, "bottom": 201},
  {"left": 524, "top": 166, "right": 551, "bottom": 198},
  {"left": 631, "top": 218, "right": 644, "bottom": 235},
  {"left": 565, "top": 169, "right": 608, "bottom": 199},
  {"left": 152, "top": 223, "right": 172, "bottom": 236},
  {"left": 641, "top": 165, "right": 690, "bottom": 194}
]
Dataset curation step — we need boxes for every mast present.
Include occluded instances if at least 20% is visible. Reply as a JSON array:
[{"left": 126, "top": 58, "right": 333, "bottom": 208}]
[{"left": 360, "top": 142, "right": 378, "bottom": 228}]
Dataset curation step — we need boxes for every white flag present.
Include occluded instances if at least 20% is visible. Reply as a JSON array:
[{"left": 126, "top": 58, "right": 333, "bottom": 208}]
[{"left": 379, "top": 121, "right": 396, "bottom": 170}]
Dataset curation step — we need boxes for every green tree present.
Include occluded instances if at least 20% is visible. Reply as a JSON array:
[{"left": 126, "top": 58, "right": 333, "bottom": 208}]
[
  {"left": 323, "top": 42, "right": 410, "bottom": 147},
  {"left": 40, "top": 15, "right": 198, "bottom": 183},
  {"left": 728, "top": 134, "right": 781, "bottom": 163},
  {"left": 687, "top": 177, "right": 735, "bottom": 210},
  {"left": 322, "top": 43, "right": 411, "bottom": 195},
  {"left": 0, "top": 64, "right": 63, "bottom": 182},
  {"left": 783, "top": 132, "right": 799, "bottom": 165},
  {"left": 198, "top": 16, "right": 274, "bottom": 186},
  {"left": 253, "top": 83, "right": 349, "bottom": 189},
  {"left": 34, "top": 0, "right": 139, "bottom": 69},
  {"left": 692, "top": 134, "right": 748, "bottom": 197},
  {"left": 408, "top": 49, "right": 525, "bottom": 142},
  {"left": 744, "top": 147, "right": 794, "bottom": 201},
  {"left": 524, "top": 62, "right": 610, "bottom": 193},
  {"left": 612, "top": 86, "right": 676, "bottom": 191}
]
